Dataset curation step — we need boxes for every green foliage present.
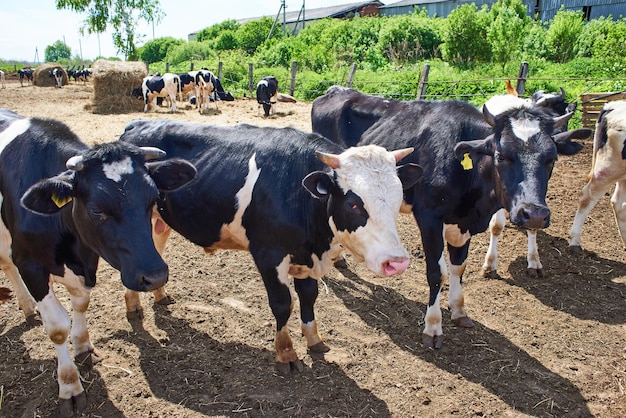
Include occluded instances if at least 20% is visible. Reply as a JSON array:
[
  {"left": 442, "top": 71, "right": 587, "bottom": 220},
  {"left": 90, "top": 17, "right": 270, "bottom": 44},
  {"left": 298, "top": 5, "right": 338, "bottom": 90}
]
[
  {"left": 576, "top": 16, "right": 614, "bottom": 58},
  {"left": 590, "top": 17, "right": 626, "bottom": 64},
  {"left": 45, "top": 40, "right": 72, "bottom": 62},
  {"left": 488, "top": 0, "right": 529, "bottom": 67},
  {"left": 56, "top": 0, "right": 163, "bottom": 60},
  {"left": 236, "top": 17, "right": 281, "bottom": 55},
  {"left": 165, "top": 41, "right": 216, "bottom": 65},
  {"left": 521, "top": 19, "right": 548, "bottom": 59},
  {"left": 195, "top": 20, "right": 240, "bottom": 42},
  {"left": 139, "top": 37, "right": 184, "bottom": 63},
  {"left": 442, "top": 4, "right": 491, "bottom": 67},
  {"left": 545, "top": 7, "right": 584, "bottom": 63},
  {"left": 376, "top": 12, "right": 442, "bottom": 65}
]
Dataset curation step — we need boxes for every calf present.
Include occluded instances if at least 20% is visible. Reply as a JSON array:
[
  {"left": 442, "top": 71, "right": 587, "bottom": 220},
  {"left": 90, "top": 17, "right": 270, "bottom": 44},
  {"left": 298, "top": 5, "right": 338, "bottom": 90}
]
[
  {"left": 49, "top": 68, "right": 64, "bottom": 88},
  {"left": 18, "top": 68, "right": 34, "bottom": 87},
  {"left": 257, "top": 76, "right": 278, "bottom": 116},
  {"left": 0, "top": 109, "right": 196, "bottom": 416},
  {"left": 480, "top": 90, "right": 591, "bottom": 278},
  {"left": 141, "top": 73, "right": 180, "bottom": 112},
  {"left": 570, "top": 100, "right": 626, "bottom": 250},
  {"left": 119, "top": 120, "right": 421, "bottom": 373},
  {"left": 312, "top": 86, "right": 583, "bottom": 349},
  {"left": 196, "top": 69, "right": 218, "bottom": 112}
]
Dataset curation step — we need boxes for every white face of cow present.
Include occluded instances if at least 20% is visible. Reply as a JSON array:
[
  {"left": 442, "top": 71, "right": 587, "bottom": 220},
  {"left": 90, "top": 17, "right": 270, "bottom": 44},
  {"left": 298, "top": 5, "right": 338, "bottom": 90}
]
[{"left": 322, "top": 145, "right": 412, "bottom": 277}]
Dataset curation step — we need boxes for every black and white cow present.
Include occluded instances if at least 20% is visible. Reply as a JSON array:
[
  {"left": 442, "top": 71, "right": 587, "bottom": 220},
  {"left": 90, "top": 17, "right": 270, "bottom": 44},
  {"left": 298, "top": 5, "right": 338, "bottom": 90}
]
[
  {"left": 49, "top": 68, "right": 64, "bottom": 88},
  {"left": 119, "top": 119, "right": 422, "bottom": 372},
  {"left": 311, "top": 86, "right": 584, "bottom": 349},
  {"left": 0, "top": 109, "right": 196, "bottom": 416},
  {"left": 257, "top": 76, "right": 278, "bottom": 116},
  {"left": 479, "top": 91, "right": 591, "bottom": 278},
  {"left": 141, "top": 73, "right": 180, "bottom": 112},
  {"left": 196, "top": 69, "right": 218, "bottom": 112},
  {"left": 570, "top": 100, "right": 626, "bottom": 250},
  {"left": 18, "top": 68, "right": 34, "bottom": 87},
  {"left": 177, "top": 72, "right": 197, "bottom": 102},
  {"left": 213, "top": 76, "right": 235, "bottom": 101}
]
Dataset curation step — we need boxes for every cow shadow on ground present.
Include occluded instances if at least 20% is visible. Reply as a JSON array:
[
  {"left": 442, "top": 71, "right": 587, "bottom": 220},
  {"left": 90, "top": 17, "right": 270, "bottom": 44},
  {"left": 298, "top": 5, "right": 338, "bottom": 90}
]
[
  {"left": 0, "top": 321, "right": 123, "bottom": 418},
  {"left": 505, "top": 231, "right": 626, "bottom": 325},
  {"left": 99, "top": 305, "right": 391, "bottom": 417},
  {"left": 327, "top": 267, "right": 592, "bottom": 417}
]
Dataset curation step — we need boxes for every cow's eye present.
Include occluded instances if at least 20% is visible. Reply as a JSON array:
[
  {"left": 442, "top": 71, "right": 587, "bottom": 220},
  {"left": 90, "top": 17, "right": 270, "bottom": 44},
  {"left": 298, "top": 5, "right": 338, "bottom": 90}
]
[{"left": 90, "top": 208, "right": 109, "bottom": 222}]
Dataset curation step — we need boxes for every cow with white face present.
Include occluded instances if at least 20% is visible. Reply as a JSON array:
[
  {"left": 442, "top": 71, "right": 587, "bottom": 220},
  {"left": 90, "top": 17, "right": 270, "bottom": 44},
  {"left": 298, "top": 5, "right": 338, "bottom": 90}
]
[
  {"left": 49, "top": 68, "right": 64, "bottom": 88},
  {"left": 570, "top": 100, "right": 626, "bottom": 250},
  {"left": 119, "top": 120, "right": 422, "bottom": 373},
  {"left": 0, "top": 109, "right": 196, "bottom": 416}
]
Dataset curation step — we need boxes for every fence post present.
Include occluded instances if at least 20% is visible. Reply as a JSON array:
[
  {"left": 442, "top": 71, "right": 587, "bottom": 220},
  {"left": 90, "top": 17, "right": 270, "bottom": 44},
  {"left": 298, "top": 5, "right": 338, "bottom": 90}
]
[
  {"left": 190, "top": 62, "right": 194, "bottom": 71},
  {"left": 417, "top": 63, "right": 430, "bottom": 99},
  {"left": 248, "top": 63, "right": 254, "bottom": 96},
  {"left": 516, "top": 61, "right": 529, "bottom": 96},
  {"left": 290, "top": 61, "right": 297, "bottom": 96},
  {"left": 165, "top": 62, "right": 170, "bottom": 73},
  {"left": 346, "top": 63, "right": 357, "bottom": 88},
  {"left": 217, "top": 62, "right": 223, "bottom": 79}
]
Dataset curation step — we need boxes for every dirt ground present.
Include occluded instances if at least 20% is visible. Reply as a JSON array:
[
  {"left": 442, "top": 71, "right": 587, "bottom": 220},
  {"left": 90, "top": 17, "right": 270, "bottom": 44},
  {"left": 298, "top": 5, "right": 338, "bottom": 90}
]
[{"left": 0, "top": 80, "right": 624, "bottom": 418}]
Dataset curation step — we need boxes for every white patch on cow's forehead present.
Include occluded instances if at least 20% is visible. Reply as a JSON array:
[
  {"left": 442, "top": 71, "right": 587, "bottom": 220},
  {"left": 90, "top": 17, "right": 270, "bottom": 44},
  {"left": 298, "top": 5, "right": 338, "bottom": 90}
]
[
  {"left": 511, "top": 118, "right": 540, "bottom": 143},
  {"left": 0, "top": 118, "right": 30, "bottom": 156},
  {"left": 102, "top": 156, "right": 134, "bottom": 182}
]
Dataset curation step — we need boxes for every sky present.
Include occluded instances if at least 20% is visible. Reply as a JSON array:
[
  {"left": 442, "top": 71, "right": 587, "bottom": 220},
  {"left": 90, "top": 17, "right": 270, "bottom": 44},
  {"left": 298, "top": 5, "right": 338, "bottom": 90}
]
[{"left": 0, "top": 0, "right": 357, "bottom": 62}]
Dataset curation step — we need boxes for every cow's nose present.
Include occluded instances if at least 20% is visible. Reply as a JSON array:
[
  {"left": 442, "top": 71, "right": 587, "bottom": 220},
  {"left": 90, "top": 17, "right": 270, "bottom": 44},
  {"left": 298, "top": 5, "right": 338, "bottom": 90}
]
[
  {"left": 141, "top": 267, "right": 169, "bottom": 291},
  {"left": 517, "top": 204, "right": 550, "bottom": 229},
  {"left": 382, "top": 257, "right": 410, "bottom": 276}
]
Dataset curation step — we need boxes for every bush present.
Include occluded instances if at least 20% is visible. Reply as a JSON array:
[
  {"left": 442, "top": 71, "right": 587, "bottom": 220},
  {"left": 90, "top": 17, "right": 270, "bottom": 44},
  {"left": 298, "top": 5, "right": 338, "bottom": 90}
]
[
  {"left": 545, "top": 7, "right": 584, "bottom": 63},
  {"left": 139, "top": 37, "right": 184, "bottom": 64},
  {"left": 377, "top": 12, "right": 442, "bottom": 65},
  {"left": 166, "top": 41, "right": 216, "bottom": 65},
  {"left": 442, "top": 4, "right": 491, "bottom": 67}
]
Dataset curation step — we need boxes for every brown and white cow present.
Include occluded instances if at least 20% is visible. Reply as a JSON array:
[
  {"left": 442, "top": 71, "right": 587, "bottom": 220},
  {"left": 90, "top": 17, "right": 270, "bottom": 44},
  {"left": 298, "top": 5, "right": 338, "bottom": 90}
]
[{"left": 570, "top": 100, "right": 626, "bottom": 249}]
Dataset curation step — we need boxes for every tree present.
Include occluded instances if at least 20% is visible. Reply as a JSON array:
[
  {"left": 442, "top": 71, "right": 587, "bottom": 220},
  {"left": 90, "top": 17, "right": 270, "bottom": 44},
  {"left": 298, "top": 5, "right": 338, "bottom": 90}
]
[
  {"left": 443, "top": 4, "right": 491, "bottom": 67},
  {"left": 139, "top": 37, "right": 184, "bottom": 63},
  {"left": 487, "top": 0, "right": 529, "bottom": 67},
  {"left": 56, "top": 0, "right": 163, "bottom": 60},
  {"left": 45, "top": 40, "right": 72, "bottom": 62}
]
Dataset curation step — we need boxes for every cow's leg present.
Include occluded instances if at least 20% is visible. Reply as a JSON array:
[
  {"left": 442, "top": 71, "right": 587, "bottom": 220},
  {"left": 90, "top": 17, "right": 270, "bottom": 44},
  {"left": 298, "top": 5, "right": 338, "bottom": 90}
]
[
  {"left": 124, "top": 214, "right": 173, "bottom": 319},
  {"left": 444, "top": 224, "right": 474, "bottom": 329},
  {"left": 610, "top": 179, "right": 626, "bottom": 248},
  {"left": 569, "top": 178, "right": 612, "bottom": 248},
  {"left": 169, "top": 94, "right": 177, "bottom": 113},
  {"left": 481, "top": 209, "right": 506, "bottom": 278},
  {"left": 0, "top": 220, "right": 38, "bottom": 324},
  {"left": 294, "top": 277, "right": 329, "bottom": 354},
  {"left": 526, "top": 230, "right": 544, "bottom": 277},
  {"left": 22, "top": 264, "right": 87, "bottom": 417},
  {"left": 420, "top": 220, "right": 446, "bottom": 349},
  {"left": 254, "top": 252, "right": 300, "bottom": 374}
]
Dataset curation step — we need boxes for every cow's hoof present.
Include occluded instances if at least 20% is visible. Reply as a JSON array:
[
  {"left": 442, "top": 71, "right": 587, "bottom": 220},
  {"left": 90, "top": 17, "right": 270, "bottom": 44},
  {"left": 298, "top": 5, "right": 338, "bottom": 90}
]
[
  {"left": 26, "top": 313, "right": 42, "bottom": 327},
  {"left": 527, "top": 268, "right": 545, "bottom": 278},
  {"left": 275, "top": 359, "right": 305, "bottom": 376},
  {"left": 76, "top": 349, "right": 102, "bottom": 367},
  {"left": 308, "top": 341, "right": 331, "bottom": 353},
  {"left": 333, "top": 258, "right": 349, "bottom": 270},
  {"left": 126, "top": 308, "right": 144, "bottom": 321},
  {"left": 452, "top": 316, "right": 475, "bottom": 328},
  {"left": 155, "top": 295, "right": 175, "bottom": 305},
  {"left": 567, "top": 245, "right": 583, "bottom": 254},
  {"left": 58, "top": 392, "right": 87, "bottom": 418},
  {"left": 480, "top": 267, "right": 499, "bottom": 279},
  {"left": 422, "top": 333, "right": 443, "bottom": 349}
]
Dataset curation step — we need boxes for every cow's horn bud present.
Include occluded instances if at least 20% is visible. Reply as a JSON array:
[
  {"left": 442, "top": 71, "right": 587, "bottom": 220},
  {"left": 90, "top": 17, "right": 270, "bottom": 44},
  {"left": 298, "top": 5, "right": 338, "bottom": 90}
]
[
  {"left": 140, "top": 147, "right": 167, "bottom": 161},
  {"left": 66, "top": 155, "right": 84, "bottom": 171}
]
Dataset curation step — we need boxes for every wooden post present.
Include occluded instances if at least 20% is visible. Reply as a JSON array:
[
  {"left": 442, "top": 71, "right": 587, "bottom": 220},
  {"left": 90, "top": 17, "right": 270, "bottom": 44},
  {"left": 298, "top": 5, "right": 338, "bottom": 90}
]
[
  {"left": 190, "top": 62, "right": 194, "bottom": 71},
  {"left": 516, "top": 61, "right": 529, "bottom": 96},
  {"left": 165, "top": 62, "right": 170, "bottom": 73},
  {"left": 217, "top": 62, "right": 223, "bottom": 79},
  {"left": 290, "top": 61, "right": 297, "bottom": 96},
  {"left": 417, "top": 64, "right": 430, "bottom": 99},
  {"left": 346, "top": 63, "right": 357, "bottom": 88},
  {"left": 248, "top": 63, "right": 254, "bottom": 96}
]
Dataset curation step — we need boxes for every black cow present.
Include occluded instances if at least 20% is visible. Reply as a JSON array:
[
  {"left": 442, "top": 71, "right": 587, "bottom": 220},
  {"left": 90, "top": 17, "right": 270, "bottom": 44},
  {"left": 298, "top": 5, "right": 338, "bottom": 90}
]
[
  {"left": 256, "top": 76, "right": 278, "bottom": 116},
  {"left": 18, "top": 68, "right": 34, "bottom": 87},
  {"left": 213, "top": 76, "right": 235, "bottom": 101},
  {"left": 0, "top": 109, "right": 196, "bottom": 416},
  {"left": 311, "top": 86, "right": 584, "bottom": 349},
  {"left": 119, "top": 119, "right": 422, "bottom": 373}
]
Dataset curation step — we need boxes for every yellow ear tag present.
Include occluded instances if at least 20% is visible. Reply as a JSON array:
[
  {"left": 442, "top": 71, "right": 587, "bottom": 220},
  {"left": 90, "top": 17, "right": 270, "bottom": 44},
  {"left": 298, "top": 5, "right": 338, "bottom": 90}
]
[
  {"left": 461, "top": 153, "right": 473, "bottom": 170},
  {"left": 51, "top": 193, "right": 72, "bottom": 208}
]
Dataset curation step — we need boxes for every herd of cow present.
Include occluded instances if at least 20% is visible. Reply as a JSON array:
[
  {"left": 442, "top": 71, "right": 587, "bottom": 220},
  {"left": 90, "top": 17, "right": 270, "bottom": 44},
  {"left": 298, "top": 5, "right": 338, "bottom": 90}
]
[{"left": 1, "top": 79, "right": 626, "bottom": 416}]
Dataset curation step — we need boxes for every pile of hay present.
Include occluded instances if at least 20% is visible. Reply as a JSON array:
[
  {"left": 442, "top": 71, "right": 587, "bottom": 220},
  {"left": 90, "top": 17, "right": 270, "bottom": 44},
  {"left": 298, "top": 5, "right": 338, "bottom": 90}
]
[
  {"left": 33, "top": 63, "right": 68, "bottom": 87},
  {"left": 91, "top": 59, "right": 147, "bottom": 114}
]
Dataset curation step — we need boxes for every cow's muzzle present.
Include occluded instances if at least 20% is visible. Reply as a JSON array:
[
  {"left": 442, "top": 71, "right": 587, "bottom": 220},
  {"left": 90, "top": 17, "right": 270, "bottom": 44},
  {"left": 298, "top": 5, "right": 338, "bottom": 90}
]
[
  {"left": 381, "top": 256, "right": 410, "bottom": 277},
  {"left": 512, "top": 203, "right": 550, "bottom": 230}
]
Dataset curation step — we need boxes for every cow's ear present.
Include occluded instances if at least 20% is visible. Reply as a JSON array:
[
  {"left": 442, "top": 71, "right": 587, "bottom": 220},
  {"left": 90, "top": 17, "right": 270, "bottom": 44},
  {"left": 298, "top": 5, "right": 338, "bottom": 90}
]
[
  {"left": 397, "top": 163, "right": 422, "bottom": 190},
  {"left": 553, "top": 128, "right": 591, "bottom": 155},
  {"left": 21, "top": 172, "right": 74, "bottom": 215},
  {"left": 454, "top": 137, "right": 494, "bottom": 160},
  {"left": 146, "top": 158, "right": 197, "bottom": 192},
  {"left": 302, "top": 171, "right": 335, "bottom": 199}
]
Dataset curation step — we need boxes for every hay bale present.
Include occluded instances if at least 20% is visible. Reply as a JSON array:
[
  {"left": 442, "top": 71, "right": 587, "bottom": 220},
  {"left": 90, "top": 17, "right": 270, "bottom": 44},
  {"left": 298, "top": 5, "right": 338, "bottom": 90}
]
[
  {"left": 91, "top": 59, "right": 147, "bottom": 114},
  {"left": 33, "top": 63, "right": 68, "bottom": 87}
]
